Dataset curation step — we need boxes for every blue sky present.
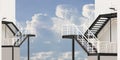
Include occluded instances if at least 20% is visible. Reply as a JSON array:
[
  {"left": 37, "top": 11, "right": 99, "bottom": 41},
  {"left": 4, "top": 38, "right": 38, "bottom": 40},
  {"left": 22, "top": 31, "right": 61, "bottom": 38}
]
[
  {"left": 16, "top": 0, "right": 94, "bottom": 22},
  {"left": 16, "top": 0, "right": 94, "bottom": 60}
]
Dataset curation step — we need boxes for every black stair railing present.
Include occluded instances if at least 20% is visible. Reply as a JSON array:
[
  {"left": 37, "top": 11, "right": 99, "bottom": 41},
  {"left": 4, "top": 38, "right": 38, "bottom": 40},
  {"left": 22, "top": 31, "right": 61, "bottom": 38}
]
[{"left": 85, "top": 13, "right": 117, "bottom": 36}]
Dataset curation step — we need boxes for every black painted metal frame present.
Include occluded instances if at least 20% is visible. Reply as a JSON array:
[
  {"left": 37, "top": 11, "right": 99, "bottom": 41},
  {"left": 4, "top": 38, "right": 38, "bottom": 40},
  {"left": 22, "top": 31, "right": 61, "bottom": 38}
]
[
  {"left": 85, "top": 13, "right": 117, "bottom": 36},
  {"left": 2, "top": 21, "right": 20, "bottom": 35}
]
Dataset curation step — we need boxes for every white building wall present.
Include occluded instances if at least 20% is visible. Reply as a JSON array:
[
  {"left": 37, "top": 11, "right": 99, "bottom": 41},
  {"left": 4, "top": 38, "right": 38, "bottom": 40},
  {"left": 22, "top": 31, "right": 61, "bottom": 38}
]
[
  {"left": 0, "top": 0, "right": 18, "bottom": 60},
  {"left": 95, "top": 0, "right": 117, "bottom": 53},
  {"left": 88, "top": 56, "right": 97, "bottom": 60},
  {"left": 0, "top": 0, "right": 16, "bottom": 22},
  {"left": 117, "top": 1, "right": 120, "bottom": 60},
  {"left": 0, "top": 0, "right": 16, "bottom": 60},
  {"left": 88, "top": 56, "right": 117, "bottom": 60},
  {"left": 2, "top": 47, "right": 20, "bottom": 60},
  {"left": 98, "top": 18, "right": 117, "bottom": 42},
  {"left": 97, "top": 18, "right": 117, "bottom": 53},
  {"left": 88, "top": 0, "right": 118, "bottom": 60},
  {"left": 2, "top": 24, "right": 15, "bottom": 45},
  {"left": 95, "top": 0, "right": 117, "bottom": 18}
]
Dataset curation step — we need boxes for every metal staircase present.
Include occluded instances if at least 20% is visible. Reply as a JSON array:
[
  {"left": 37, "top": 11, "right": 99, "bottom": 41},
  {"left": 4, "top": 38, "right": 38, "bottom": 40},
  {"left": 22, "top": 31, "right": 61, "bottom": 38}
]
[
  {"left": 2, "top": 21, "right": 35, "bottom": 47},
  {"left": 62, "top": 13, "right": 117, "bottom": 55},
  {"left": 85, "top": 13, "right": 117, "bottom": 36},
  {"left": 62, "top": 24, "right": 98, "bottom": 55},
  {"left": 2, "top": 21, "right": 35, "bottom": 60}
]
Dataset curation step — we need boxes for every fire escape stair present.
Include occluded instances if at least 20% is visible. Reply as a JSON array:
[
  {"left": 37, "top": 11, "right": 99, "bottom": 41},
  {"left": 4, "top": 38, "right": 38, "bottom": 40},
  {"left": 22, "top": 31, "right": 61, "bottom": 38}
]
[
  {"left": 85, "top": 13, "right": 117, "bottom": 36},
  {"left": 62, "top": 35, "right": 97, "bottom": 55},
  {"left": 62, "top": 13, "right": 117, "bottom": 55},
  {"left": 2, "top": 21, "right": 35, "bottom": 47}
]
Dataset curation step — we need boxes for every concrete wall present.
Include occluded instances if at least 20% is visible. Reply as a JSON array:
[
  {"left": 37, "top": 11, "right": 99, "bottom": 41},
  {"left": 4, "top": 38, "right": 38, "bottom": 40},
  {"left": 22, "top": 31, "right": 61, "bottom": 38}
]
[
  {"left": 88, "top": 56, "right": 117, "bottom": 60},
  {"left": 97, "top": 18, "right": 117, "bottom": 42},
  {"left": 117, "top": 3, "right": 120, "bottom": 60},
  {"left": 88, "top": 56, "right": 97, "bottom": 60},
  {"left": 0, "top": 0, "right": 16, "bottom": 59},
  {"left": 97, "top": 18, "right": 117, "bottom": 53},
  {"left": 2, "top": 24, "right": 15, "bottom": 45},
  {"left": 91, "top": 0, "right": 118, "bottom": 60},
  {"left": 0, "top": 0, "right": 16, "bottom": 22},
  {"left": 95, "top": 0, "right": 117, "bottom": 18},
  {"left": 2, "top": 47, "right": 20, "bottom": 60}
]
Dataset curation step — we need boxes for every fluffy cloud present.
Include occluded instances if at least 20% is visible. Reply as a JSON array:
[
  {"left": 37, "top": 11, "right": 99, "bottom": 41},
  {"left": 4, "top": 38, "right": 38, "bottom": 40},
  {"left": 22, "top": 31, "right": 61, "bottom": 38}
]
[
  {"left": 21, "top": 4, "right": 94, "bottom": 60},
  {"left": 25, "top": 13, "right": 52, "bottom": 35},
  {"left": 21, "top": 51, "right": 86, "bottom": 60},
  {"left": 25, "top": 4, "right": 95, "bottom": 36},
  {"left": 31, "top": 51, "right": 53, "bottom": 60},
  {"left": 51, "top": 17, "right": 73, "bottom": 35},
  {"left": 82, "top": 4, "right": 95, "bottom": 26},
  {"left": 55, "top": 5, "right": 79, "bottom": 20},
  {"left": 52, "top": 4, "right": 95, "bottom": 35},
  {"left": 57, "top": 51, "right": 83, "bottom": 60},
  {"left": 82, "top": 4, "right": 94, "bottom": 18},
  {"left": 52, "top": 5, "right": 80, "bottom": 35}
]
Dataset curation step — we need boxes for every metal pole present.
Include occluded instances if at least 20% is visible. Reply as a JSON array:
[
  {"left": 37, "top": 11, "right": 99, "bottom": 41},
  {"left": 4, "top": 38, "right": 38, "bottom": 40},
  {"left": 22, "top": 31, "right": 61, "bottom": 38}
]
[
  {"left": 72, "top": 38, "right": 75, "bottom": 60},
  {"left": 12, "top": 46, "right": 14, "bottom": 60},
  {"left": 110, "top": 18, "right": 112, "bottom": 42},
  {"left": 98, "top": 53, "right": 100, "bottom": 60},
  {"left": 28, "top": 37, "right": 30, "bottom": 60}
]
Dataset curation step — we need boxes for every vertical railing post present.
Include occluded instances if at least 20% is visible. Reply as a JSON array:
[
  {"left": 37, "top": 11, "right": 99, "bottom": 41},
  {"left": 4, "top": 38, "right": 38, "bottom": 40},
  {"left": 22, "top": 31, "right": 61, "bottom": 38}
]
[
  {"left": 98, "top": 53, "right": 100, "bottom": 60},
  {"left": 72, "top": 38, "right": 75, "bottom": 60},
  {"left": 12, "top": 46, "right": 14, "bottom": 60},
  {"left": 28, "top": 37, "right": 30, "bottom": 60},
  {"left": 110, "top": 18, "right": 112, "bottom": 42}
]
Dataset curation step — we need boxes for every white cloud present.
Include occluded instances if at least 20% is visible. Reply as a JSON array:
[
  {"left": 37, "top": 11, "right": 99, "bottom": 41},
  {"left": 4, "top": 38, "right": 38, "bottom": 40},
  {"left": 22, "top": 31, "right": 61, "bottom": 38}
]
[
  {"left": 24, "top": 4, "right": 95, "bottom": 36},
  {"left": 31, "top": 51, "right": 53, "bottom": 60},
  {"left": 20, "top": 4, "right": 93, "bottom": 60},
  {"left": 26, "top": 14, "right": 38, "bottom": 34},
  {"left": 44, "top": 41, "right": 52, "bottom": 44},
  {"left": 55, "top": 5, "right": 78, "bottom": 21},
  {"left": 51, "top": 17, "right": 73, "bottom": 35},
  {"left": 82, "top": 4, "right": 95, "bottom": 18},
  {"left": 52, "top": 5, "right": 80, "bottom": 35},
  {"left": 21, "top": 51, "right": 86, "bottom": 60},
  {"left": 52, "top": 4, "right": 95, "bottom": 35},
  {"left": 58, "top": 51, "right": 82, "bottom": 60},
  {"left": 25, "top": 13, "right": 52, "bottom": 35}
]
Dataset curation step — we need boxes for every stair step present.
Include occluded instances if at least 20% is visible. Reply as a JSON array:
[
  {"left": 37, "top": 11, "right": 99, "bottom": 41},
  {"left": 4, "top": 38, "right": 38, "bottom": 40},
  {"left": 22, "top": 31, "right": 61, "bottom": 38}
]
[
  {"left": 94, "top": 23, "right": 102, "bottom": 25},
  {"left": 94, "top": 24, "right": 102, "bottom": 26},
  {"left": 93, "top": 25, "right": 101, "bottom": 27},
  {"left": 91, "top": 28, "right": 99, "bottom": 30},
  {"left": 96, "top": 21, "right": 104, "bottom": 24},
  {"left": 100, "top": 18, "right": 108, "bottom": 20},
  {"left": 98, "top": 20, "right": 106, "bottom": 21}
]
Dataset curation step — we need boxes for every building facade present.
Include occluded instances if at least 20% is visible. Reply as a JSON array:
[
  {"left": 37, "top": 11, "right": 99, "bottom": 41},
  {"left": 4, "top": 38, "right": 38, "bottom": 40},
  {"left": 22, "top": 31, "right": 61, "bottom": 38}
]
[
  {"left": 0, "top": 0, "right": 35, "bottom": 60},
  {"left": 62, "top": 0, "right": 118, "bottom": 60},
  {"left": 0, "top": 0, "right": 16, "bottom": 60}
]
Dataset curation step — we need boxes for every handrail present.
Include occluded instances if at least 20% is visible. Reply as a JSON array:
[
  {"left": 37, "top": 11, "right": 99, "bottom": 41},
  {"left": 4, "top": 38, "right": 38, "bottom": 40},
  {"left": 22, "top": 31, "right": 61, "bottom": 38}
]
[
  {"left": 2, "top": 21, "right": 33, "bottom": 46},
  {"left": 62, "top": 24, "right": 98, "bottom": 53},
  {"left": 83, "top": 25, "right": 99, "bottom": 41}
]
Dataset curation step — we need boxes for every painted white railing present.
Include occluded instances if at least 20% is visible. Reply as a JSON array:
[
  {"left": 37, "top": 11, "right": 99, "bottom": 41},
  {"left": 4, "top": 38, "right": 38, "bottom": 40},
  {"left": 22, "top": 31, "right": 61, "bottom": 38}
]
[
  {"left": 62, "top": 24, "right": 117, "bottom": 53},
  {"left": 2, "top": 38, "right": 15, "bottom": 45},
  {"left": 98, "top": 41, "right": 117, "bottom": 53},
  {"left": 13, "top": 22, "right": 29, "bottom": 46},
  {"left": 62, "top": 24, "right": 98, "bottom": 53}
]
